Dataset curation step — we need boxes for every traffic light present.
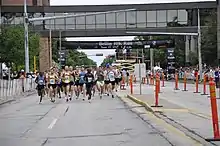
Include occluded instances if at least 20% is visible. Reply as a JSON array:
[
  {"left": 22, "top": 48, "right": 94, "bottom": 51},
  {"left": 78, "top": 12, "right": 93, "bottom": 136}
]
[{"left": 95, "top": 53, "right": 103, "bottom": 56}]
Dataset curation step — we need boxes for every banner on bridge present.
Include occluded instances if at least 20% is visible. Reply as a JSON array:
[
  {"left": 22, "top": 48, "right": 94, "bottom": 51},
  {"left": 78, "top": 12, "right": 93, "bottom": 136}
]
[{"left": 58, "top": 40, "right": 175, "bottom": 50}]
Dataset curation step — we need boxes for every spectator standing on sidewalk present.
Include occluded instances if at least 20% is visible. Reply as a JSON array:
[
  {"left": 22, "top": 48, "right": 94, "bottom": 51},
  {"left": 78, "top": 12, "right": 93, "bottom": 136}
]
[
  {"left": 19, "top": 70, "right": 25, "bottom": 92},
  {"left": 214, "top": 67, "right": 220, "bottom": 88}
]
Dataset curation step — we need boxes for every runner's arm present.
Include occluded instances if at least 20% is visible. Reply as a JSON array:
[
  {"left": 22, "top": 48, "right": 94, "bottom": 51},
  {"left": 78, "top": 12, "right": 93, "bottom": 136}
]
[
  {"left": 83, "top": 74, "right": 87, "bottom": 81},
  {"left": 35, "top": 77, "right": 38, "bottom": 84},
  {"left": 92, "top": 74, "right": 95, "bottom": 81},
  {"left": 45, "top": 76, "right": 48, "bottom": 84}
]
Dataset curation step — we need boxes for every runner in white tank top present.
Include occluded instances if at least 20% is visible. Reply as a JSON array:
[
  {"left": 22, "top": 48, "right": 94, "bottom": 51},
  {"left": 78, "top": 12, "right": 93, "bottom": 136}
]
[
  {"left": 114, "top": 66, "right": 120, "bottom": 92},
  {"left": 107, "top": 66, "right": 116, "bottom": 98}
]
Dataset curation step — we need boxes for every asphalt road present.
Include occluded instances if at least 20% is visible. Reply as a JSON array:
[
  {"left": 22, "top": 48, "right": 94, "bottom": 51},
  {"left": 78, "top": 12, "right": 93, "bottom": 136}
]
[{"left": 0, "top": 94, "right": 183, "bottom": 146}]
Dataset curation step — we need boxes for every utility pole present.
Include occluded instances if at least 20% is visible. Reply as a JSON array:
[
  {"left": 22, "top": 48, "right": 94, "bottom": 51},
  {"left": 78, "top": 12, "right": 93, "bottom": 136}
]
[
  {"left": 59, "top": 30, "right": 62, "bottom": 69},
  {"left": 34, "top": 56, "right": 36, "bottom": 73},
  {"left": 197, "top": 8, "right": 203, "bottom": 80},
  {"left": 141, "top": 48, "right": 144, "bottom": 63},
  {"left": 24, "top": 0, "right": 30, "bottom": 73},
  {"left": 136, "top": 47, "right": 139, "bottom": 63},
  {"left": 49, "top": 21, "right": 52, "bottom": 68},
  {"left": 150, "top": 36, "right": 154, "bottom": 74}
]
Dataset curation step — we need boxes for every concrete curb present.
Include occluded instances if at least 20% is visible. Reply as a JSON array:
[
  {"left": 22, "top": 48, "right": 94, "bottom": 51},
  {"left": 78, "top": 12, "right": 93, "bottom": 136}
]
[
  {"left": 127, "top": 94, "right": 154, "bottom": 112},
  {"left": 0, "top": 90, "right": 36, "bottom": 106},
  {"left": 0, "top": 99, "right": 16, "bottom": 105},
  {"left": 124, "top": 94, "right": 215, "bottom": 146}
]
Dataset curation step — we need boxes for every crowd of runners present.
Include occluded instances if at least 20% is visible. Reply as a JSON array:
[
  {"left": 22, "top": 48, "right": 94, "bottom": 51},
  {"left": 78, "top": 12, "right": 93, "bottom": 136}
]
[{"left": 35, "top": 65, "right": 123, "bottom": 104}]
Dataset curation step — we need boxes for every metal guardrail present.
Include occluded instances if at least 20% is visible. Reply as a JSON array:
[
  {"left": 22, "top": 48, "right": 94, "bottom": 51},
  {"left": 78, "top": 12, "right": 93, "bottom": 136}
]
[{"left": 0, "top": 78, "right": 36, "bottom": 103}]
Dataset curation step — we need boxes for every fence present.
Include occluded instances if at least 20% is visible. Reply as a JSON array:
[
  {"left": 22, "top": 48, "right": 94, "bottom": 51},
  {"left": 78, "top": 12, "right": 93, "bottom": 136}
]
[{"left": 0, "top": 78, "right": 36, "bottom": 102}]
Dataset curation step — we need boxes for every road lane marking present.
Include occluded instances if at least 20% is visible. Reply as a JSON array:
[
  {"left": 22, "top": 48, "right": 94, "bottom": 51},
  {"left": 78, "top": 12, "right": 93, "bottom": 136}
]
[
  {"left": 48, "top": 118, "right": 58, "bottom": 129},
  {"left": 155, "top": 108, "right": 189, "bottom": 112}
]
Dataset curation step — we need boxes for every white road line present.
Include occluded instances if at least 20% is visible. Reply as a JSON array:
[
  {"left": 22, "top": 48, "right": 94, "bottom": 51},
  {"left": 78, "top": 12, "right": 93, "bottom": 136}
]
[{"left": 48, "top": 118, "right": 58, "bottom": 129}]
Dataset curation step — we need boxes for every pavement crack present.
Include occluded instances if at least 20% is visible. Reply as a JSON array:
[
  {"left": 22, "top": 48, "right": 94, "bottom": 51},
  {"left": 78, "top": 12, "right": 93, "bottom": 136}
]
[
  {"left": 46, "top": 132, "right": 125, "bottom": 139},
  {"left": 189, "top": 112, "right": 210, "bottom": 120},
  {"left": 41, "top": 138, "right": 49, "bottom": 146},
  {"left": 118, "top": 96, "right": 175, "bottom": 146},
  {"left": 158, "top": 113, "right": 217, "bottom": 146},
  {"left": 63, "top": 106, "right": 69, "bottom": 116},
  {"left": 0, "top": 114, "right": 45, "bottom": 119},
  {"left": 20, "top": 104, "right": 59, "bottom": 138}
]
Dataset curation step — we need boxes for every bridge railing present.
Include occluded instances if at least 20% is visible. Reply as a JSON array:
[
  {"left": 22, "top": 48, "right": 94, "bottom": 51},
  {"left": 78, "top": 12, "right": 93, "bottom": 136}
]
[{"left": 0, "top": 78, "right": 36, "bottom": 103}]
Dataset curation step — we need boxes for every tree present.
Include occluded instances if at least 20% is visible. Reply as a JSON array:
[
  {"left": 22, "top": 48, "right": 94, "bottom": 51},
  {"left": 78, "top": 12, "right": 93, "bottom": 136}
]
[
  {"left": 66, "top": 50, "right": 97, "bottom": 67},
  {"left": 51, "top": 39, "right": 97, "bottom": 68},
  {"left": 101, "top": 56, "right": 115, "bottom": 67},
  {"left": 200, "top": 9, "right": 217, "bottom": 65},
  {"left": 0, "top": 25, "right": 40, "bottom": 71}
]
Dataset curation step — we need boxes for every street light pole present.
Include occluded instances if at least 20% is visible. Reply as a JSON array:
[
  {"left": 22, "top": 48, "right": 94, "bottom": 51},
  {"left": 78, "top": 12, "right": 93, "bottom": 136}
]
[
  {"left": 59, "top": 30, "right": 62, "bottom": 69},
  {"left": 149, "top": 36, "right": 154, "bottom": 74},
  {"left": 49, "top": 22, "right": 52, "bottom": 68},
  {"left": 197, "top": 8, "right": 203, "bottom": 80},
  {"left": 24, "top": 0, "right": 30, "bottom": 73}
]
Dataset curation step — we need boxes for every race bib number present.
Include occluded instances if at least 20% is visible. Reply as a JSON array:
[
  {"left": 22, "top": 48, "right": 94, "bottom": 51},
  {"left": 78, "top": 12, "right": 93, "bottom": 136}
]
[
  {"left": 38, "top": 80, "right": 44, "bottom": 85},
  {"left": 109, "top": 73, "right": 115, "bottom": 81},
  {"left": 79, "top": 76, "right": 85, "bottom": 83},
  {"left": 64, "top": 76, "right": 69, "bottom": 83},
  {"left": 50, "top": 79, "right": 55, "bottom": 84},
  {"left": 88, "top": 77, "right": 92, "bottom": 83},
  {"left": 57, "top": 79, "right": 61, "bottom": 84},
  {"left": 80, "top": 76, "right": 84, "bottom": 80}
]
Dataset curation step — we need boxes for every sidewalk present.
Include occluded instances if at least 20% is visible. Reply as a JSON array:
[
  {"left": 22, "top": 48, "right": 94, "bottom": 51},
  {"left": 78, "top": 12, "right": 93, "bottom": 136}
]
[
  {"left": 116, "top": 81, "right": 220, "bottom": 144},
  {"left": 0, "top": 78, "right": 36, "bottom": 105}
]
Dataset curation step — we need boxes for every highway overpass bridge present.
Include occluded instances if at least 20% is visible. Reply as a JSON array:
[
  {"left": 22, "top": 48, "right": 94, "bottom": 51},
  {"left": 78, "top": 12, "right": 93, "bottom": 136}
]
[
  {"left": 0, "top": 1, "right": 219, "bottom": 71},
  {"left": 0, "top": 1, "right": 216, "bottom": 37}
]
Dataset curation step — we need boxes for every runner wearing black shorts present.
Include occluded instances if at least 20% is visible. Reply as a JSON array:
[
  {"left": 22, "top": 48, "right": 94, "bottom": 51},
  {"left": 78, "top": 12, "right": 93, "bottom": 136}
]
[
  {"left": 104, "top": 69, "right": 110, "bottom": 96},
  {"left": 107, "top": 66, "right": 116, "bottom": 98},
  {"left": 74, "top": 70, "right": 80, "bottom": 99}
]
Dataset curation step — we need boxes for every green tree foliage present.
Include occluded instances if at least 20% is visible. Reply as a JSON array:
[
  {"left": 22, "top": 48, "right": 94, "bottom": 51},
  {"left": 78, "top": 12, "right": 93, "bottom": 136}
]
[
  {"left": 201, "top": 9, "right": 217, "bottom": 65},
  {"left": 50, "top": 39, "right": 97, "bottom": 67},
  {"left": 0, "top": 25, "right": 40, "bottom": 71},
  {"left": 101, "top": 57, "right": 115, "bottom": 67},
  {"left": 51, "top": 39, "right": 97, "bottom": 67},
  {"left": 66, "top": 50, "right": 97, "bottom": 67}
]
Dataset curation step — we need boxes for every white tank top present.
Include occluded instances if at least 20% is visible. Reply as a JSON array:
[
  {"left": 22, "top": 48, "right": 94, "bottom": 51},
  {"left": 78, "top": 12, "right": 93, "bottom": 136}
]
[
  {"left": 104, "top": 70, "right": 108, "bottom": 80},
  {"left": 115, "top": 69, "right": 120, "bottom": 78},
  {"left": 94, "top": 71, "right": 97, "bottom": 80}
]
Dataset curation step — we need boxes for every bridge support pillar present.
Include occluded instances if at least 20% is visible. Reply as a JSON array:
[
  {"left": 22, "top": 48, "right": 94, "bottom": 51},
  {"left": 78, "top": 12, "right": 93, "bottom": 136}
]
[
  {"left": 39, "top": 37, "right": 52, "bottom": 72},
  {"left": 185, "top": 35, "right": 190, "bottom": 66},
  {"left": 190, "top": 36, "right": 197, "bottom": 55}
]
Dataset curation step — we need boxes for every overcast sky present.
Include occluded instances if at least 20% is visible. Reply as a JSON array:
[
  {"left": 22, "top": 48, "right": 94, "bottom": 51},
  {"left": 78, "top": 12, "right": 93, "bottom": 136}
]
[{"left": 50, "top": 0, "right": 214, "bottom": 66}]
